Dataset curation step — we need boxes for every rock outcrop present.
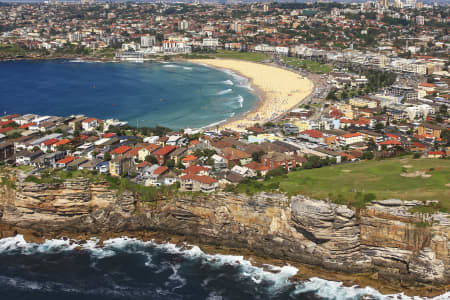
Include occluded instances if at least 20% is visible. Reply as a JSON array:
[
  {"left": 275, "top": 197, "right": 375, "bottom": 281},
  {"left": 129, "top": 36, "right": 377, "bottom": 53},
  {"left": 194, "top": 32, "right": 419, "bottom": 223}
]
[{"left": 0, "top": 175, "right": 449, "bottom": 288}]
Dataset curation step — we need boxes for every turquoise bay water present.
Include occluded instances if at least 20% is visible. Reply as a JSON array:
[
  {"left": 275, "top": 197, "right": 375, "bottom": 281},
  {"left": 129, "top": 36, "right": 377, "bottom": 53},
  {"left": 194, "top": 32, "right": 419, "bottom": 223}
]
[{"left": 0, "top": 60, "right": 257, "bottom": 129}]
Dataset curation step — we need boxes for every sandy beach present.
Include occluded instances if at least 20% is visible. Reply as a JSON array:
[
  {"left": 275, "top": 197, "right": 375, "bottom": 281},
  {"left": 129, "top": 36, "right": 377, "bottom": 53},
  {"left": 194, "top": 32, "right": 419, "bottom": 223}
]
[{"left": 189, "top": 59, "right": 314, "bottom": 131}]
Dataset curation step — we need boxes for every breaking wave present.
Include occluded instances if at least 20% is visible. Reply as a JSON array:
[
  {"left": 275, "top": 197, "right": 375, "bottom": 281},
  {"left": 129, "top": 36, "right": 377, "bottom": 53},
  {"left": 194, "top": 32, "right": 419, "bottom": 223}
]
[
  {"left": 216, "top": 88, "right": 232, "bottom": 95},
  {"left": 223, "top": 79, "right": 233, "bottom": 85},
  {"left": 236, "top": 95, "right": 244, "bottom": 108}
]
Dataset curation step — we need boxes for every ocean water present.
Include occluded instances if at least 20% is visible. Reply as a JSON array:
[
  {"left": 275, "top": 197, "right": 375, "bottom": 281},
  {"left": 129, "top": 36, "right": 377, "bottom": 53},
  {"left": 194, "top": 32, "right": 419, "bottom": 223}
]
[
  {"left": 0, "top": 236, "right": 448, "bottom": 300},
  {"left": 0, "top": 60, "right": 257, "bottom": 129}
]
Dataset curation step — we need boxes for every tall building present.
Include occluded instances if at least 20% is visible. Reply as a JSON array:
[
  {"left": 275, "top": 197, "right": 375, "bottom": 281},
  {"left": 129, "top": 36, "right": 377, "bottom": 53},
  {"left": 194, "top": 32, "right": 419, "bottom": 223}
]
[
  {"left": 404, "top": 0, "right": 416, "bottom": 8},
  {"left": 178, "top": 20, "right": 189, "bottom": 31},
  {"left": 141, "top": 35, "right": 156, "bottom": 48},
  {"left": 394, "top": 0, "right": 403, "bottom": 8},
  {"left": 416, "top": 15, "right": 424, "bottom": 26},
  {"left": 232, "top": 21, "right": 242, "bottom": 33},
  {"left": 379, "top": 0, "right": 389, "bottom": 8}
]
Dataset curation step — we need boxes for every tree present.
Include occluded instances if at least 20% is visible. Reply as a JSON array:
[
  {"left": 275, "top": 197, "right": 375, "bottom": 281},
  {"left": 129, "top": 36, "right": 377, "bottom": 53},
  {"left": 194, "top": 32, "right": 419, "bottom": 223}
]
[
  {"left": 362, "top": 151, "right": 374, "bottom": 160},
  {"left": 375, "top": 122, "right": 384, "bottom": 131},
  {"left": 104, "top": 152, "right": 112, "bottom": 161},
  {"left": 252, "top": 151, "right": 265, "bottom": 162},
  {"left": 265, "top": 167, "right": 287, "bottom": 179},
  {"left": 145, "top": 155, "right": 158, "bottom": 164},
  {"left": 165, "top": 159, "right": 175, "bottom": 168}
]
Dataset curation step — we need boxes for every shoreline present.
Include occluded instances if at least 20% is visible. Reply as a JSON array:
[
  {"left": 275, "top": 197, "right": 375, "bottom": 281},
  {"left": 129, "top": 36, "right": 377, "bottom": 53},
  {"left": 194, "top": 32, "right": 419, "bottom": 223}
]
[
  {"left": 1, "top": 226, "right": 448, "bottom": 298},
  {"left": 188, "top": 58, "right": 314, "bottom": 131},
  {"left": 1, "top": 56, "right": 313, "bottom": 131}
]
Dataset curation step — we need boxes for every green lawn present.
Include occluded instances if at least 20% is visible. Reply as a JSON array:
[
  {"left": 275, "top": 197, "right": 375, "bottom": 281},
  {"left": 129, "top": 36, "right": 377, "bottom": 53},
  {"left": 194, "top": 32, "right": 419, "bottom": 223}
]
[
  {"left": 236, "top": 157, "right": 450, "bottom": 210},
  {"left": 213, "top": 50, "right": 269, "bottom": 62},
  {"left": 282, "top": 56, "right": 332, "bottom": 74},
  {"left": 184, "top": 50, "right": 269, "bottom": 62}
]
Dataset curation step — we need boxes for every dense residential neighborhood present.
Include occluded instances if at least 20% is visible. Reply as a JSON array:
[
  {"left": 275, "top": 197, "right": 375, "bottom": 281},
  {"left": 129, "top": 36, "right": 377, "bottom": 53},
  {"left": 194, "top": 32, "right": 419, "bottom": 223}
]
[
  {"left": 0, "top": 1, "right": 448, "bottom": 68},
  {"left": 0, "top": 86, "right": 448, "bottom": 193}
]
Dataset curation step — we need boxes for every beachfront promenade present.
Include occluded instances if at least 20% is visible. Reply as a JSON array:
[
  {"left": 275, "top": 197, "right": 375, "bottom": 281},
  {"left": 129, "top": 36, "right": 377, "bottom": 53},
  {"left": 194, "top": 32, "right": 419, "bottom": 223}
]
[{"left": 190, "top": 59, "right": 314, "bottom": 131}]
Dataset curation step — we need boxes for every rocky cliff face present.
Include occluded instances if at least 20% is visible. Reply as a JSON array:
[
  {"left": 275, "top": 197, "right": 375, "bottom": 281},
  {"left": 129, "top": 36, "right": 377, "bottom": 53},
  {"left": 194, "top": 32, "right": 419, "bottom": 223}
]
[{"left": 0, "top": 174, "right": 449, "bottom": 287}]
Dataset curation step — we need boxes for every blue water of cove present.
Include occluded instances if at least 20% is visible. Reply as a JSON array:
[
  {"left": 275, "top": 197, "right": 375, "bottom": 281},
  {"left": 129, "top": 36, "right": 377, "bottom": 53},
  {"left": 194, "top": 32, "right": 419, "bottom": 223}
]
[{"left": 0, "top": 60, "right": 257, "bottom": 129}]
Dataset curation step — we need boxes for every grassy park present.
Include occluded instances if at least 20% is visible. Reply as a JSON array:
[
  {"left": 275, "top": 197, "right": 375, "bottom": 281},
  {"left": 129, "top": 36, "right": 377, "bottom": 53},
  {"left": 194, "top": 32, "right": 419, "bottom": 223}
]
[
  {"left": 235, "top": 157, "right": 450, "bottom": 210},
  {"left": 282, "top": 56, "right": 332, "bottom": 74},
  {"left": 183, "top": 50, "right": 270, "bottom": 62}
]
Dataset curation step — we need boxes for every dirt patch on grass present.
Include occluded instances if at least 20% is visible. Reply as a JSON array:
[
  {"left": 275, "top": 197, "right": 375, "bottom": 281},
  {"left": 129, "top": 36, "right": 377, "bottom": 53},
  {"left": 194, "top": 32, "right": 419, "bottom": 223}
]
[
  {"left": 403, "top": 165, "right": 413, "bottom": 168},
  {"left": 401, "top": 170, "right": 432, "bottom": 178},
  {"left": 445, "top": 183, "right": 450, "bottom": 187},
  {"left": 341, "top": 169, "right": 352, "bottom": 173}
]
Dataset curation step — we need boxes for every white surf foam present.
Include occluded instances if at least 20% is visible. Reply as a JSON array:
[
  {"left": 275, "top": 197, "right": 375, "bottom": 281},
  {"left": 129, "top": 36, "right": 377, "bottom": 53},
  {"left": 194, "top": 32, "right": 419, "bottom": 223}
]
[
  {"left": 183, "top": 66, "right": 193, "bottom": 70},
  {"left": 223, "top": 79, "right": 233, "bottom": 85},
  {"left": 201, "top": 119, "right": 227, "bottom": 129},
  {"left": 236, "top": 95, "right": 244, "bottom": 108},
  {"left": 293, "top": 277, "right": 450, "bottom": 300},
  {"left": 221, "top": 69, "right": 253, "bottom": 90},
  {"left": 216, "top": 88, "right": 232, "bottom": 95},
  {"left": 163, "top": 64, "right": 178, "bottom": 68}
]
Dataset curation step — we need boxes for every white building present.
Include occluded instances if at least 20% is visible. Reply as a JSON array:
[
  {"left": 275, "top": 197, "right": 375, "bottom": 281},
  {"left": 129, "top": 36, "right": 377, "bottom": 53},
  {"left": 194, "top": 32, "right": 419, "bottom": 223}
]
[
  {"left": 141, "top": 35, "right": 156, "bottom": 48},
  {"left": 338, "top": 133, "right": 364, "bottom": 146}
]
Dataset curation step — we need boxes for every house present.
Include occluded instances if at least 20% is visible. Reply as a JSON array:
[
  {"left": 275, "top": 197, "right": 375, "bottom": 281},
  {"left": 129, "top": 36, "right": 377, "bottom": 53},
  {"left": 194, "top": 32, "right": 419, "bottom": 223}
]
[
  {"left": 283, "top": 123, "right": 299, "bottom": 135},
  {"left": 180, "top": 174, "right": 218, "bottom": 193},
  {"left": 0, "top": 142, "right": 14, "bottom": 162},
  {"left": 110, "top": 145, "right": 132, "bottom": 158},
  {"left": 183, "top": 164, "right": 209, "bottom": 175},
  {"left": 136, "top": 161, "right": 152, "bottom": 174},
  {"left": 169, "top": 147, "right": 187, "bottom": 164},
  {"left": 138, "top": 144, "right": 160, "bottom": 161},
  {"left": 166, "top": 135, "right": 187, "bottom": 146},
  {"left": 360, "top": 130, "right": 383, "bottom": 143},
  {"left": 109, "top": 156, "right": 133, "bottom": 177},
  {"left": 417, "top": 123, "right": 444, "bottom": 139},
  {"left": 230, "top": 165, "right": 256, "bottom": 177},
  {"left": 211, "top": 154, "right": 227, "bottom": 170},
  {"left": 52, "top": 139, "right": 71, "bottom": 152},
  {"left": 66, "top": 157, "right": 89, "bottom": 171},
  {"left": 244, "top": 161, "right": 271, "bottom": 176},
  {"left": 223, "top": 172, "right": 245, "bottom": 185},
  {"left": 182, "top": 155, "right": 197, "bottom": 168},
  {"left": 96, "top": 161, "right": 110, "bottom": 174},
  {"left": 152, "top": 145, "right": 177, "bottom": 165},
  {"left": 79, "top": 159, "right": 102, "bottom": 171},
  {"left": 34, "top": 151, "right": 66, "bottom": 168},
  {"left": 377, "top": 139, "right": 403, "bottom": 150},
  {"left": 144, "top": 165, "right": 169, "bottom": 186},
  {"left": 261, "top": 152, "right": 298, "bottom": 171},
  {"left": 299, "top": 130, "right": 324, "bottom": 144},
  {"left": 160, "top": 170, "right": 178, "bottom": 186},
  {"left": 68, "top": 116, "right": 87, "bottom": 130},
  {"left": 81, "top": 118, "right": 99, "bottom": 131},
  {"left": 40, "top": 138, "right": 60, "bottom": 152},
  {"left": 338, "top": 133, "right": 364, "bottom": 146},
  {"left": 15, "top": 150, "right": 43, "bottom": 166},
  {"left": 221, "top": 147, "right": 252, "bottom": 167},
  {"left": 427, "top": 151, "right": 445, "bottom": 158},
  {"left": 56, "top": 156, "right": 76, "bottom": 168}
]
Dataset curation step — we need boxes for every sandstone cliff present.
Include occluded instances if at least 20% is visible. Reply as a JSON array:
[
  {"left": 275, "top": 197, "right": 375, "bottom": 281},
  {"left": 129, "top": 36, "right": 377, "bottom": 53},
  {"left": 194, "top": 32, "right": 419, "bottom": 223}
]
[{"left": 0, "top": 174, "right": 449, "bottom": 289}]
